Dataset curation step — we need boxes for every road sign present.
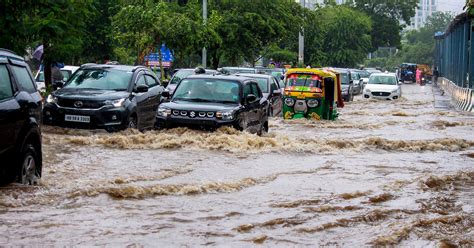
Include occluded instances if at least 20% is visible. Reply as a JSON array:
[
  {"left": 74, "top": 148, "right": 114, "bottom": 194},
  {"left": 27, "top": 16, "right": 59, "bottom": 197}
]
[{"left": 144, "top": 44, "right": 174, "bottom": 68}]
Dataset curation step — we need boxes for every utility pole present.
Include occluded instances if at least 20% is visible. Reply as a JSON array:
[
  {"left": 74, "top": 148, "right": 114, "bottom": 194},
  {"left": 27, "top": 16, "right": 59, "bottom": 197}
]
[
  {"left": 202, "top": 0, "right": 207, "bottom": 68},
  {"left": 298, "top": 0, "right": 305, "bottom": 66}
]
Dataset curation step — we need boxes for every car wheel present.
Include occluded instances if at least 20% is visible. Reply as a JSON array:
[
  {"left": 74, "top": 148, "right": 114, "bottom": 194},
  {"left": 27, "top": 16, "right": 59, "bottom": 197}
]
[
  {"left": 257, "top": 121, "right": 268, "bottom": 136},
  {"left": 18, "top": 144, "right": 41, "bottom": 185},
  {"left": 127, "top": 115, "right": 138, "bottom": 129}
]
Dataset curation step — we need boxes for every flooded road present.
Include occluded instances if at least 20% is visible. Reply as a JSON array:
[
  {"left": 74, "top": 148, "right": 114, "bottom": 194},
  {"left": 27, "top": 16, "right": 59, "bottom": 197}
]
[{"left": 1, "top": 84, "right": 473, "bottom": 246}]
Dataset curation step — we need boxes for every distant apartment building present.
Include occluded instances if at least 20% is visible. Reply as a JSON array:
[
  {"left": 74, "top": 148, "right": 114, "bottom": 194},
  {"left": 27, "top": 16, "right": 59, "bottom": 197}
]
[{"left": 408, "top": 0, "right": 438, "bottom": 29}]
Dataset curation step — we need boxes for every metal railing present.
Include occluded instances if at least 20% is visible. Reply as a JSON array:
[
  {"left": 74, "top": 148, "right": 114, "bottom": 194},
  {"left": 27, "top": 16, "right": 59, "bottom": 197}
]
[{"left": 434, "top": 13, "right": 473, "bottom": 89}]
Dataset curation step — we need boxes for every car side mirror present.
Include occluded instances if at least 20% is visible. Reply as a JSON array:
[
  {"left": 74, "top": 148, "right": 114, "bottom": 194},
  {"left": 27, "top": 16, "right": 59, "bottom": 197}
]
[
  {"left": 280, "top": 75, "right": 285, "bottom": 80},
  {"left": 135, "top": 84, "right": 149, "bottom": 93},
  {"left": 162, "top": 79, "right": 169, "bottom": 87},
  {"left": 398, "top": 81, "right": 403, "bottom": 85},
  {"left": 246, "top": 94, "right": 257, "bottom": 103},
  {"left": 53, "top": 80, "right": 64, "bottom": 90},
  {"left": 273, "top": 89, "right": 281, "bottom": 95},
  {"left": 161, "top": 90, "right": 170, "bottom": 98}
]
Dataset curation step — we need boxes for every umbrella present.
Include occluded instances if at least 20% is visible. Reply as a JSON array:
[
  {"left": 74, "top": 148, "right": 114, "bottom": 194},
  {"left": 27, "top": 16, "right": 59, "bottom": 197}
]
[{"left": 33, "top": 45, "right": 43, "bottom": 61}]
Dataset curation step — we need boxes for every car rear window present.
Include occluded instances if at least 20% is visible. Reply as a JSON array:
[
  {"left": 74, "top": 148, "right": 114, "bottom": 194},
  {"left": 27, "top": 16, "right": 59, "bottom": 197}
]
[
  {"left": 170, "top": 70, "right": 193, "bottom": 85},
  {"left": 255, "top": 78, "right": 269, "bottom": 93}
]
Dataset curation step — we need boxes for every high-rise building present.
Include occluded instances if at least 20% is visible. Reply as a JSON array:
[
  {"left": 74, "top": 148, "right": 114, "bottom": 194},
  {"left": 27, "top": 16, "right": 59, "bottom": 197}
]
[{"left": 408, "top": 0, "right": 438, "bottom": 29}]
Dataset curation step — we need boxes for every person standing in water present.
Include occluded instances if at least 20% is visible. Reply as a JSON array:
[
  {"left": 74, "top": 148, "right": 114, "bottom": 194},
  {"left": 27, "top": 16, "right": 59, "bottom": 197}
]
[{"left": 416, "top": 67, "right": 422, "bottom": 85}]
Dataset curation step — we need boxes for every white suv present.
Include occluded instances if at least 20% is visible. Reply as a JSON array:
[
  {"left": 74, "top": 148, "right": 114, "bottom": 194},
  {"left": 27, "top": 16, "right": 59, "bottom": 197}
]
[{"left": 363, "top": 73, "right": 402, "bottom": 100}]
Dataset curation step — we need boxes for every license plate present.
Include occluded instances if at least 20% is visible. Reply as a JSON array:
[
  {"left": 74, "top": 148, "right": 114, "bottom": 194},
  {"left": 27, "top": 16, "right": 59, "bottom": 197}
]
[{"left": 65, "top": 115, "right": 90, "bottom": 123}]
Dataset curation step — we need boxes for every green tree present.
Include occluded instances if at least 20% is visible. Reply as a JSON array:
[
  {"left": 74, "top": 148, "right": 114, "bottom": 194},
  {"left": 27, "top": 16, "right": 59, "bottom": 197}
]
[
  {"left": 81, "top": 0, "right": 121, "bottom": 64},
  {"left": 113, "top": 0, "right": 221, "bottom": 75},
  {"left": 0, "top": 1, "right": 35, "bottom": 54},
  {"left": 29, "top": 0, "right": 92, "bottom": 89},
  {"left": 353, "top": 0, "right": 418, "bottom": 50},
  {"left": 208, "top": 0, "right": 303, "bottom": 67},
  {"left": 320, "top": 5, "right": 372, "bottom": 67}
]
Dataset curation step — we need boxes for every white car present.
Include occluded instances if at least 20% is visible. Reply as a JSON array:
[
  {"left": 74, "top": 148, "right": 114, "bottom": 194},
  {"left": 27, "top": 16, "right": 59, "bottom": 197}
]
[
  {"left": 363, "top": 73, "right": 402, "bottom": 100},
  {"left": 35, "top": 65, "right": 79, "bottom": 91}
]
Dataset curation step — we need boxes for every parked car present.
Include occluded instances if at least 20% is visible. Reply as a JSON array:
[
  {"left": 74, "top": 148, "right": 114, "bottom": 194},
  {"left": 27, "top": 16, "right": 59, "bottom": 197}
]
[
  {"left": 363, "top": 73, "right": 402, "bottom": 100},
  {"left": 156, "top": 74, "right": 269, "bottom": 135},
  {"left": 165, "top": 68, "right": 217, "bottom": 95},
  {"left": 236, "top": 73, "right": 282, "bottom": 117},
  {"left": 255, "top": 67, "right": 286, "bottom": 87},
  {"left": 43, "top": 64, "right": 164, "bottom": 132},
  {"left": 333, "top": 68, "right": 354, "bottom": 102},
  {"left": 35, "top": 65, "right": 80, "bottom": 91},
  {"left": 0, "top": 49, "right": 42, "bottom": 185},
  {"left": 358, "top": 69, "right": 371, "bottom": 89}
]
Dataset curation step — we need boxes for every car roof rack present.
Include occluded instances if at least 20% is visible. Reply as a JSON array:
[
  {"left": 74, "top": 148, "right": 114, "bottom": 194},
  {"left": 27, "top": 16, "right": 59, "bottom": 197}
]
[{"left": 132, "top": 65, "right": 146, "bottom": 72}]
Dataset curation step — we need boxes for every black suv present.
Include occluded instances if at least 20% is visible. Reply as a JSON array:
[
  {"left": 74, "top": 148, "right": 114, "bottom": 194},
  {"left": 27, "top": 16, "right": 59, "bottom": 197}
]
[
  {"left": 156, "top": 75, "right": 269, "bottom": 134},
  {"left": 43, "top": 64, "right": 164, "bottom": 131},
  {"left": 0, "top": 49, "right": 42, "bottom": 185}
]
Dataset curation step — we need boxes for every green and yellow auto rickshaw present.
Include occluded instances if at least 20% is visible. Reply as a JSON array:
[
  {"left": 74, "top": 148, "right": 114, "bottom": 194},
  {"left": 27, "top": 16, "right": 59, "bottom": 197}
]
[{"left": 282, "top": 68, "right": 344, "bottom": 120}]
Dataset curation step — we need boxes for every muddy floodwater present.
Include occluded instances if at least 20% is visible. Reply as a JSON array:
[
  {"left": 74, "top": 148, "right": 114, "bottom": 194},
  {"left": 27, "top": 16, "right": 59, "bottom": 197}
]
[{"left": 1, "top": 84, "right": 473, "bottom": 246}]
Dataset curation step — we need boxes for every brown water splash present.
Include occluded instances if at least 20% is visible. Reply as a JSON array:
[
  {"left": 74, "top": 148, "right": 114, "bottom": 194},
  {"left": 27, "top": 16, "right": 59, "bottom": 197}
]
[
  {"left": 431, "top": 120, "right": 464, "bottom": 130},
  {"left": 370, "top": 215, "right": 473, "bottom": 246},
  {"left": 421, "top": 171, "right": 474, "bottom": 191},
  {"left": 47, "top": 127, "right": 473, "bottom": 154},
  {"left": 69, "top": 168, "right": 327, "bottom": 199},
  {"left": 339, "top": 191, "right": 370, "bottom": 200},
  {"left": 367, "top": 193, "right": 395, "bottom": 204},
  {"left": 298, "top": 209, "right": 417, "bottom": 234},
  {"left": 303, "top": 205, "right": 363, "bottom": 213}
]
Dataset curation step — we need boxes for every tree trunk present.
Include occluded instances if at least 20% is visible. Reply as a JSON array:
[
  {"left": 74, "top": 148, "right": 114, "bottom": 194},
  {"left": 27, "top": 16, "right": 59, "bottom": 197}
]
[{"left": 43, "top": 42, "right": 52, "bottom": 90}]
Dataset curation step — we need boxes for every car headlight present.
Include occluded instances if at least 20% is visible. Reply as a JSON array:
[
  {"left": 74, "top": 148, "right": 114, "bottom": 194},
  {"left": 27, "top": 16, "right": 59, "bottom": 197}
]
[
  {"left": 157, "top": 107, "right": 172, "bottom": 117},
  {"left": 307, "top": 99, "right": 319, "bottom": 108},
  {"left": 284, "top": 98, "right": 295, "bottom": 107},
  {"left": 392, "top": 89, "right": 399, "bottom": 94},
  {"left": 216, "top": 111, "right": 233, "bottom": 120},
  {"left": 364, "top": 89, "right": 371, "bottom": 93},
  {"left": 105, "top": 98, "right": 126, "bottom": 107},
  {"left": 46, "top": 95, "right": 57, "bottom": 103}
]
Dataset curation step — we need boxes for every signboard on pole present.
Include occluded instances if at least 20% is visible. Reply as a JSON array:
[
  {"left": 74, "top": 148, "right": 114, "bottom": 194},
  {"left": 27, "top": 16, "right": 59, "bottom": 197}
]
[{"left": 144, "top": 44, "right": 173, "bottom": 68}]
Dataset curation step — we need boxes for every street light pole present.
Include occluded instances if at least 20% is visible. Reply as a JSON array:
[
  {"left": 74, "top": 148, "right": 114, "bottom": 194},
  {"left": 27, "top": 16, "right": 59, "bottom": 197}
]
[
  {"left": 298, "top": 0, "right": 305, "bottom": 66},
  {"left": 202, "top": 0, "right": 207, "bottom": 68}
]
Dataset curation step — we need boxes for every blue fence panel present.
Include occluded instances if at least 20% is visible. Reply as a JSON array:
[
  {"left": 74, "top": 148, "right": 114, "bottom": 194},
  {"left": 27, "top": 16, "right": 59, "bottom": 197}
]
[{"left": 434, "top": 13, "right": 473, "bottom": 89}]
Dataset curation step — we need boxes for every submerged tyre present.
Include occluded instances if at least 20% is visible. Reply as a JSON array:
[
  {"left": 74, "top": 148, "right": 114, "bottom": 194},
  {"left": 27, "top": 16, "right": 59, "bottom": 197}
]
[{"left": 18, "top": 144, "right": 41, "bottom": 185}]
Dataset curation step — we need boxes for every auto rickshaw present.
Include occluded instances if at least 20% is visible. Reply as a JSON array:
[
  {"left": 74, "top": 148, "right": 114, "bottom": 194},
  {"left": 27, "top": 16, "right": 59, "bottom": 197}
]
[
  {"left": 282, "top": 68, "right": 344, "bottom": 120},
  {"left": 399, "top": 63, "right": 416, "bottom": 83}
]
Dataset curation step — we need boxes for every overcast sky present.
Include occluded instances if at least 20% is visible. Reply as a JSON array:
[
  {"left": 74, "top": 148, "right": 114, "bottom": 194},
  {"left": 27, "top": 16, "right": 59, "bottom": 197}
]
[{"left": 438, "top": 0, "right": 465, "bottom": 14}]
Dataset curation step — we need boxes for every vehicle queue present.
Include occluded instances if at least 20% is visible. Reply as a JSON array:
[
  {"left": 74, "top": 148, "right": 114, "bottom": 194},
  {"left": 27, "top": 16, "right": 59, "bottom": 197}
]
[{"left": 0, "top": 48, "right": 401, "bottom": 186}]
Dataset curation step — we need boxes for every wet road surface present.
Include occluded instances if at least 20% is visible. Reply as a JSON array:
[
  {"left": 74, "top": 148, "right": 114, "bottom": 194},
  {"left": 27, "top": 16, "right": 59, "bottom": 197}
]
[{"left": 1, "top": 84, "right": 473, "bottom": 246}]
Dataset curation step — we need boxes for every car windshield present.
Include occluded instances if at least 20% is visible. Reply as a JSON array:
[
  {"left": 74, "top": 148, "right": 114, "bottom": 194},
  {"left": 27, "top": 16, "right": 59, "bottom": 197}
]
[
  {"left": 173, "top": 79, "right": 240, "bottom": 104},
  {"left": 285, "top": 74, "right": 322, "bottom": 90},
  {"left": 369, "top": 75, "right": 397, "bottom": 85},
  {"left": 64, "top": 68, "right": 132, "bottom": 91},
  {"left": 170, "top": 70, "right": 194, "bottom": 85}
]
